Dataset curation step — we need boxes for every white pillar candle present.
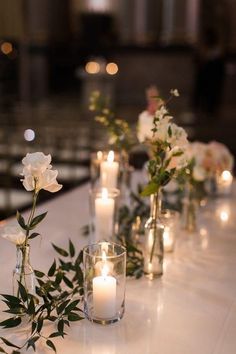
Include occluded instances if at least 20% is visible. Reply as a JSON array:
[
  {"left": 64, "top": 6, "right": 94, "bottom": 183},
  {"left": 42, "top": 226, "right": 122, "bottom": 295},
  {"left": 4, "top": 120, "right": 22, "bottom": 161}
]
[
  {"left": 100, "top": 150, "right": 119, "bottom": 188},
  {"left": 163, "top": 227, "right": 174, "bottom": 252},
  {"left": 93, "top": 258, "right": 116, "bottom": 319},
  {"left": 95, "top": 188, "right": 115, "bottom": 241}
]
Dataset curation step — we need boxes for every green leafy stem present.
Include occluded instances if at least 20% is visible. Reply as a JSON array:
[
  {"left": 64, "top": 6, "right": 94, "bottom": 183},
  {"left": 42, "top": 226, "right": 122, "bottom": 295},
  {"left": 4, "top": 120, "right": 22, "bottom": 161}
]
[{"left": 0, "top": 240, "right": 84, "bottom": 354}]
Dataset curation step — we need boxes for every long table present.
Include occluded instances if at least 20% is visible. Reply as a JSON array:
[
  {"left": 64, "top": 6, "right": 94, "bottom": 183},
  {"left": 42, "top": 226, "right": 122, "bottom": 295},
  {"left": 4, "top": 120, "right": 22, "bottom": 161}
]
[{"left": 0, "top": 182, "right": 236, "bottom": 354}]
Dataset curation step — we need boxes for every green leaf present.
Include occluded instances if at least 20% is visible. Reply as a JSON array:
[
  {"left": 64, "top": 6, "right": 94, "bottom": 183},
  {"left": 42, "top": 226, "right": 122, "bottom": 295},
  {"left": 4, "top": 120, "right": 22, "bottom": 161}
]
[
  {"left": 57, "top": 319, "right": 64, "bottom": 334},
  {"left": 26, "top": 336, "right": 40, "bottom": 351},
  {"left": 46, "top": 339, "right": 56, "bottom": 353},
  {"left": 64, "top": 300, "right": 80, "bottom": 315},
  {"left": 63, "top": 276, "right": 73, "bottom": 289},
  {"left": 69, "top": 239, "right": 75, "bottom": 258},
  {"left": 28, "top": 232, "right": 40, "bottom": 240},
  {"left": 27, "top": 296, "right": 35, "bottom": 315},
  {"left": 37, "top": 317, "right": 44, "bottom": 333},
  {"left": 3, "top": 306, "right": 25, "bottom": 315},
  {"left": 68, "top": 312, "right": 83, "bottom": 321},
  {"left": 75, "top": 251, "right": 83, "bottom": 265},
  {"left": 0, "top": 317, "right": 21, "bottom": 329},
  {"left": 54, "top": 271, "right": 63, "bottom": 286},
  {"left": 34, "top": 270, "right": 45, "bottom": 278},
  {"left": 168, "top": 125, "right": 172, "bottom": 137},
  {"left": 29, "top": 212, "right": 47, "bottom": 229},
  {"left": 141, "top": 182, "right": 159, "bottom": 197},
  {"left": 48, "top": 259, "right": 57, "bottom": 277},
  {"left": 56, "top": 300, "right": 70, "bottom": 315},
  {"left": 0, "top": 337, "right": 20, "bottom": 349},
  {"left": 16, "top": 211, "right": 26, "bottom": 230},
  {"left": 1, "top": 294, "right": 21, "bottom": 305},
  {"left": 0, "top": 347, "right": 6, "bottom": 353},
  {"left": 49, "top": 332, "right": 65, "bottom": 338},
  {"left": 31, "top": 321, "right": 37, "bottom": 334},
  {"left": 18, "top": 281, "right": 28, "bottom": 302},
  {"left": 52, "top": 244, "right": 69, "bottom": 257}
]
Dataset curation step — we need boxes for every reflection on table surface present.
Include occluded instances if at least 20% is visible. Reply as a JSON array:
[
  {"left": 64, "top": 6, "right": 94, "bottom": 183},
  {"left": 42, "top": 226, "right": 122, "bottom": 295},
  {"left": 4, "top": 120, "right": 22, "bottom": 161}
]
[{"left": 0, "top": 181, "right": 236, "bottom": 354}]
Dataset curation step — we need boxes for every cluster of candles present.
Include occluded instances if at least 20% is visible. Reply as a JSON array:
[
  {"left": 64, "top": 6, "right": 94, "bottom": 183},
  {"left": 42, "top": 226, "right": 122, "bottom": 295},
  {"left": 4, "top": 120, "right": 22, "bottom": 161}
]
[
  {"left": 92, "top": 150, "right": 120, "bottom": 242},
  {"left": 87, "top": 153, "right": 234, "bottom": 324}
]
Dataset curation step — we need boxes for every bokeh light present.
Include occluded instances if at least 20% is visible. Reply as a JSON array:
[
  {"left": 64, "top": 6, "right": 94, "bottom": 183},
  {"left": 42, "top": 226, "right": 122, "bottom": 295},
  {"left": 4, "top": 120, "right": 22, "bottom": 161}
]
[
  {"left": 1, "top": 42, "right": 13, "bottom": 55},
  {"left": 106, "top": 62, "right": 118, "bottom": 75},
  {"left": 85, "top": 61, "right": 100, "bottom": 74},
  {"left": 24, "top": 129, "right": 35, "bottom": 142}
]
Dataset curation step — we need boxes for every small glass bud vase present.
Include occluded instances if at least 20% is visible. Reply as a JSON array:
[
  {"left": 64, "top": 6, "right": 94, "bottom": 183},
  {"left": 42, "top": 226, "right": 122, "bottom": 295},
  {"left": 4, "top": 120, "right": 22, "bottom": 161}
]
[
  {"left": 89, "top": 187, "right": 120, "bottom": 243},
  {"left": 181, "top": 183, "right": 198, "bottom": 232},
  {"left": 144, "top": 192, "right": 164, "bottom": 279},
  {"left": 13, "top": 244, "right": 35, "bottom": 296},
  {"left": 83, "top": 242, "right": 126, "bottom": 325}
]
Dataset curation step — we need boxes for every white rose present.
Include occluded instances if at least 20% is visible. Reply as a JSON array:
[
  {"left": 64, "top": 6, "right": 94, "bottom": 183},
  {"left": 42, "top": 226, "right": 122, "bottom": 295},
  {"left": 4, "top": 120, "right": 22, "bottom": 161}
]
[
  {"left": 22, "top": 168, "right": 62, "bottom": 193},
  {"left": 1, "top": 225, "right": 26, "bottom": 245},
  {"left": 22, "top": 152, "right": 52, "bottom": 177}
]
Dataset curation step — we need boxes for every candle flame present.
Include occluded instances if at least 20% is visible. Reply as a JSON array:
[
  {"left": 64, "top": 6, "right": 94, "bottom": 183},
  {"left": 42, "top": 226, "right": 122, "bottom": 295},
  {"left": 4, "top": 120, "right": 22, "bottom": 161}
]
[
  {"left": 97, "top": 150, "right": 103, "bottom": 161},
  {"left": 101, "top": 188, "right": 108, "bottom": 200},
  {"left": 107, "top": 150, "right": 114, "bottom": 163},
  {"left": 221, "top": 170, "right": 232, "bottom": 182},
  {"left": 220, "top": 211, "right": 229, "bottom": 222}
]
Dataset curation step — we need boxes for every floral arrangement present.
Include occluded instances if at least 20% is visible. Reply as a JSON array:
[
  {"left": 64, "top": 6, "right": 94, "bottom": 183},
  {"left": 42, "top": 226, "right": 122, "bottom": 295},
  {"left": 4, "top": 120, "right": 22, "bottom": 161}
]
[
  {"left": 140, "top": 89, "right": 188, "bottom": 197},
  {"left": 0, "top": 153, "right": 84, "bottom": 353},
  {"left": 2, "top": 152, "right": 62, "bottom": 294},
  {"left": 89, "top": 91, "right": 134, "bottom": 153},
  {"left": 183, "top": 141, "right": 234, "bottom": 183}
]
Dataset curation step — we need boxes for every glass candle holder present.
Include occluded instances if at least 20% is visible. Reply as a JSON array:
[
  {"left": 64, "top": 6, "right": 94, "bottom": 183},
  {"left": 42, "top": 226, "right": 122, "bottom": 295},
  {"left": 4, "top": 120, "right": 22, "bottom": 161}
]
[
  {"left": 89, "top": 187, "right": 120, "bottom": 242},
  {"left": 90, "top": 151, "right": 105, "bottom": 187},
  {"left": 83, "top": 242, "right": 126, "bottom": 325},
  {"left": 215, "top": 170, "right": 233, "bottom": 196},
  {"left": 90, "top": 150, "right": 120, "bottom": 189},
  {"left": 160, "top": 209, "right": 180, "bottom": 252}
]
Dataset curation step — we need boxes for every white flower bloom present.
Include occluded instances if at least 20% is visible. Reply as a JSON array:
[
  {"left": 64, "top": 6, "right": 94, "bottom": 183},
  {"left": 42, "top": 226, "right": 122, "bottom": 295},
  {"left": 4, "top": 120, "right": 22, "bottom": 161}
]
[
  {"left": 154, "top": 115, "right": 172, "bottom": 142},
  {"left": 167, "top": 123, "right": 188, "bottom": 148},
  {"left": 165, "top": 147, "right": 188, "bottom": 171},
  {"left": 155, "top": 106, "right": 170, "bottom": 121},
  {"left": 21, "top": 152, "right": 62, "bottom": 193},
  {"left": 22, "top": 168, "right": 62, "bottom": 193},
  {"left": 170, "top": 89, "right": 179, "bottom": 97},
  {"left": 1, "top": 225, "right": 26, "bottom": 245},
  {"left": 22, "top": 152, "right": 52, "bottom": 177}
]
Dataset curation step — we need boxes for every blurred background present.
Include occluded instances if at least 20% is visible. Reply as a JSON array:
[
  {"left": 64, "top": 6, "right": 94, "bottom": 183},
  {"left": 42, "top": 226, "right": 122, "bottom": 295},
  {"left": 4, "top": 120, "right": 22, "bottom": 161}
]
[{"left": 1, "top": 0, "right": 236, "bottom": 219}]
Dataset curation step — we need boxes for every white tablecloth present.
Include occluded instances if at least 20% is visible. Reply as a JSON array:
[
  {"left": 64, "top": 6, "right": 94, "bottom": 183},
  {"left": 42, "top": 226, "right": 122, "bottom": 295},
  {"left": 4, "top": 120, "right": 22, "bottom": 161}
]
[{"left": 0, "top": 182, "right": 236, "bottom": 354}]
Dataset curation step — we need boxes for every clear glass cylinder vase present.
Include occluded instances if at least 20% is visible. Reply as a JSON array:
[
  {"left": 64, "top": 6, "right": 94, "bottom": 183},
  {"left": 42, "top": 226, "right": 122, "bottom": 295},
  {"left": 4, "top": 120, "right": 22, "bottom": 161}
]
[
  {"left": 13, "top": 244, "right": 35, "bottom": 296},
  {"left": 89, "top": 187, "right": 120, "bottom": 243},
  {"left": 144, "top": 192, "right": 164, "bottom": 279},
  {"left": 83, "top": 242, "right": 126, "bottom": 325}
]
